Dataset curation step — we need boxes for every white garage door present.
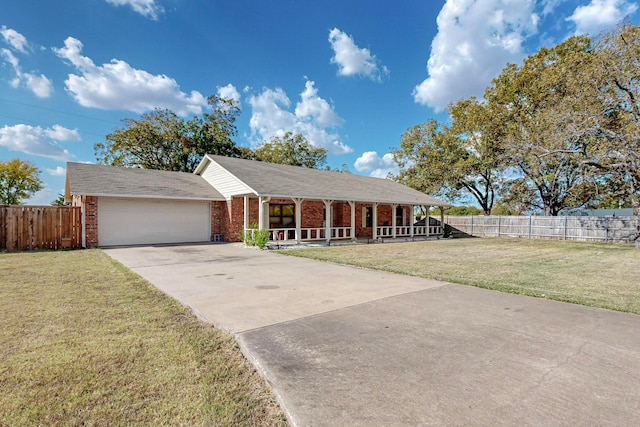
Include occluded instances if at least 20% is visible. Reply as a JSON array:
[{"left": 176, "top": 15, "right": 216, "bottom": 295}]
[{"left": 98, "top": 197, "right": 211, "bottom": 246}]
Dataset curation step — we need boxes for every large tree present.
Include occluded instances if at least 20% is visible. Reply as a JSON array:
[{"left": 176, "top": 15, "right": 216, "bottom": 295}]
[
  {"left": 485, "top": 36, "right": 602, "bottom": 216},
  {"left": 393, "top": 99, "right": 504, "bottom": 215},
  {"left": 254, "top": 132, "right": 327, "bottom": 168},
  {"left": 95, "top": 95, "right": 241, "bottom": 172},
  {"left": 585, "top": 23, "right": 640, "bottom": 217},
  {"left": 0, "top": 159, "right": 43, "bottom": 205}
]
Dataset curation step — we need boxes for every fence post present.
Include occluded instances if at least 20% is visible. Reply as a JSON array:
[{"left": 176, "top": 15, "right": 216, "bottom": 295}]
[
  {"left": 528, "top": 215, "right": 532, "bottom": 239},
  {"left": 471, "top": 215, "right": 474, "bottom": 236},
  {"left": 563, "top": 216, "right": 568, "bottom": 240},
  {"left": 605, "top": 217, "right": 609, "bottom": 242},
  {"left": 498, "top": 216, "right": 501, "bottom": 237}
]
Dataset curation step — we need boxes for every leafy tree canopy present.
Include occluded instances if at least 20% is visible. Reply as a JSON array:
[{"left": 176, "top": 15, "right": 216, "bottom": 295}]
[
  {"left": 0, "top": 159, "right": 43, "bottom": 205},
  {"left": 254, "top": 132, "right": 327, "bottom": 169},
  {"left": 95, "top": 95, "right": 242, "bottom": 172}
]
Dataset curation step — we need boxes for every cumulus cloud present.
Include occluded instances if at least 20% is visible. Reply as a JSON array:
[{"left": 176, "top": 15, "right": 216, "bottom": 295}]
[
  {"left": 53, "top": 37, "right": 206, "bottom": 116},
  {"left": 105, "top": 0, "right": 164, "bottom": 20},
  {"left": 328, "top": 28, "right": 389, "bottom": 82},
  {"left": 1, "top": 29, "right": 53, "bottom": 98},
  {"left": 354, "top": 151, "right": 399, "bottom": 178},
  {"left": 0, "top": 124, "right": 77, "bottom": 160},
  {"left": 413, "top": 0, "right": 539, "bottom": 111},
  {"left": 247, "top": 80, "right": 351, "bottom": 154},
  {"left": 47, "top": 166, "right": 67, "bottom": 176},
  {"left": 217, "top": 83, "right": 241, "bottom": 105},
  {"left": 1, "top": 26, "right": 29, "bottom": 53},
  {"left": 567, "top": 0, "right": 638, "bottom": 35}
]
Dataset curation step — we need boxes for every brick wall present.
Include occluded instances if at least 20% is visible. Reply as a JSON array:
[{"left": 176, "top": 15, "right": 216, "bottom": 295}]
[{"left": 84, "top": 196, "right": 98, "bottom": 248}]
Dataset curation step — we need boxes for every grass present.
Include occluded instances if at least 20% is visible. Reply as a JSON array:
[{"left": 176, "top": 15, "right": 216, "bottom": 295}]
[
  {"left": 0, "top": 249, "right": 287, "bottom": 427},
  {"left": 278, "top": 238, "right": 640, "bottom": 315}
]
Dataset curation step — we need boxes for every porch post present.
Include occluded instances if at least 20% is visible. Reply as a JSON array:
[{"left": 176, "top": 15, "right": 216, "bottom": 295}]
[
  {"left": 292, "top": 197, "right": 303, "bottom": 244},
  {"left": 440, "top": 207, "right": 445, "bottom": 236},
  {"left": 258, "top": 196, "right": 271, "bottom": 231},
  {"left": 410, "top": 205, "right": 414, "bottom": 238},
  {"left": 391, "top": 204, "right": 397, "bottom": 239},
  {"left": 426, "top": 205, "right": 431, "bottom": 237},
  {"left": 372, "top": 202, "right": 378, "bottom": 240},
  {"left": 323, "top": 199, "right": 333, "bottom": 243},
  {"left": 243, "top": 196, "right": 250, "bottom": 236},
  {"left": 348, "top": 201, "right": 356, "bottom": 241}
]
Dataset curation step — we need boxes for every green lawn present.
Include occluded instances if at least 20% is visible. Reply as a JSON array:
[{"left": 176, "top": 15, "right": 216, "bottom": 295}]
[
  {"left": 0, "top": 250, "right": 286, "bottom": 427},
  {"left": 279, "top": 238, "right": 640, "bottom": 314}
]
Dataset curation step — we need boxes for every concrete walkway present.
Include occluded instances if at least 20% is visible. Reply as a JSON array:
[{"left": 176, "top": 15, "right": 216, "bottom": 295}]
[{"left": 105, "top": 243, "right": 640, "bottom": 426}]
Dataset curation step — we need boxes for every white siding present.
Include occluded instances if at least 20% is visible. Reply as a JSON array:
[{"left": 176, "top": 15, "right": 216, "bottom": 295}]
[
  {"left": 98, "top": 197, "right": 210, "bottom": 246},
  {"left": 200, "top": 159, "right": 253, "bottom": 198}
]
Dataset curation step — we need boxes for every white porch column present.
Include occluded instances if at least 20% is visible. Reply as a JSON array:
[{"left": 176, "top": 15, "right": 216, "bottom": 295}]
[
  {"left": 391, "top": 204, "right": 398, "bottom": 239},
  {"left": 243, "top": 196, "right": 250, "bottom": 236},
  {"left": 258, "top": 196, "right": 271, "bottom": 231},
  {"left": 426, "top": 205, "right": 431, "bottom": 237},
  {"left": 292, "top": 198, "right": 303, "bottom": 244},
  {"left": 410, "top": 205, "right": 414, "bottom": 238},
  {"left": 323, "top": 199, "right": 333, "bottom": 243},
  {"left": 372, "top": 202, "right": 378, "bottom": 240},
  {"left": 348, "top": 201, "right": 356, "bottom": 241}
]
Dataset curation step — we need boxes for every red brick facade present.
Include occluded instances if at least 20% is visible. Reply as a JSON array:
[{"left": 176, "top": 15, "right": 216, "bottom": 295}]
[{"left": 74, "top": 195, "right": 99, "bottom": 248}]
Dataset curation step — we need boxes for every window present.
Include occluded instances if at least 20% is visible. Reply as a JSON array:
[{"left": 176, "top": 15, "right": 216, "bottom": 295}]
[
  {"left": 362, "top": 207, "right": 373, "bottom": 227},
  {"left": 269, "top": 204, "right": 295, "bottom": 227},
  {"left": 396, "top": 206, "right": 405, "bottom": 226}
]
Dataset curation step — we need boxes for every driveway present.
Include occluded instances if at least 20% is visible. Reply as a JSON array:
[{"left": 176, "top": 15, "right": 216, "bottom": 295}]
[{"left": 105, "top": 243, "right": 640, "bottom": 426}]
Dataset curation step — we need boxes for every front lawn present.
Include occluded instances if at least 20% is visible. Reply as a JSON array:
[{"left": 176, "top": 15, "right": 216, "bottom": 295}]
[
  {"left": 0, "top": 250, "right": 286, "bottom": 426},
  {"left": 279, "top": 238, "right": 640, "bottom": 314}
]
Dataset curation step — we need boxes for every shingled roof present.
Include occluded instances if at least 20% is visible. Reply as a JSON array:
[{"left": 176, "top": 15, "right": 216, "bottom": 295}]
[
  {"left": 65, "top": 162, "right": 224, "bottom": 200},
  {"left": 198, "top": 155, "right": 448, "bottom": 206}
]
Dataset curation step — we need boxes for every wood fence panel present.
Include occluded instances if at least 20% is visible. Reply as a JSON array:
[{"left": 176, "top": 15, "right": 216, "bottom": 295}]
[
  {"left": 0, "top": 206, "right": 82, "bottom": 251},
  {"left": 445, "top": 215, "right": 639, "bottom": 243}
]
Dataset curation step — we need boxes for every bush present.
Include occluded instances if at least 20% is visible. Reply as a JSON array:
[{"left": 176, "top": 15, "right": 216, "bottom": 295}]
[{"left": 242, "top": 223, "right": 271, "bottom": 249}]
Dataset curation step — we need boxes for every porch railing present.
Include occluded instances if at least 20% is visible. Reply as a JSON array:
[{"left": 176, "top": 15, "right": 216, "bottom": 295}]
[
  {"left": 267, "top": 225, "right": 443, "bottom": 242},
  {"left": 376, "top": 225, "right": 443, "bottom": 237}
]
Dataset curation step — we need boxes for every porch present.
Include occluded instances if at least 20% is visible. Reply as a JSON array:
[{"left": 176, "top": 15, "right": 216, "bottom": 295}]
[{"left": 240, "top": 195, "right": 445, "bottom": 245}]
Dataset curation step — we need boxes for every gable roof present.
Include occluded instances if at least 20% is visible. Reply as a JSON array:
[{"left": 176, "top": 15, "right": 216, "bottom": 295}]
[
  {"left": 197, "top": 155, "right": 449, "bottom": 206},
  {"left": 65, "top": 162, "right": 224, "bottom": 201}
]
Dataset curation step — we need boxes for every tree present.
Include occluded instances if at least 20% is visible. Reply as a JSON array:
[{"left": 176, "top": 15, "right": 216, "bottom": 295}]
[
  {"left": 51, "top": 193, "right": 70, "bottom": 206},
  {"left": 585, "top": 23, "right": 640, "bottom": 217},
  {"left": 486, "top": 36, "right": 601, "bottom": 216},
  {"left": 254, "top": 132, "right": 327, "bottom": 168},
  {"left": 0, "top": 159, "right": 43, "bottom": 205},
  {"left": 95, "top": 95, "right": 242, "bottom": 172},
  {"left": 393, "top": 102, "right": 504, "bottom": 216}
]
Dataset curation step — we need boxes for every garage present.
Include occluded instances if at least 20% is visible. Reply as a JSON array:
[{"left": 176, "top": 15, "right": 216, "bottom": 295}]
[{"left": 98, "top": 197, "right": 211, "bottom": 246}]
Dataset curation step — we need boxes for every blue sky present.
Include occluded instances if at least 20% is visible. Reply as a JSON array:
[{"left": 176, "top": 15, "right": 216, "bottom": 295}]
[{"left": 1, "top": 0, "right": 638, "bottom": 205}]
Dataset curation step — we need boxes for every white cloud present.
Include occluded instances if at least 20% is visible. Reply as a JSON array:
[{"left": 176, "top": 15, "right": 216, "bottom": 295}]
[
  {"left": 247, "top": 80, "right": 351, "bottom": 154},
  {"left": 567, "top": 0, "right": 638, "bottom": 35},
  {"left": 44, "top": 125, "right": 81, "bottom": 141},
  {"left": 53, "top": 37, "right": 206, "bottom": 116},
  {"left": 105, "top": 0, "right": 164, "bottom": 20},
  {"left": 217, "top": 83, "right": 241, "bottom": 105},
  {"left": 47, "top": 166, "right": 66, "bottom": 176},
  {"left": 0, "top": 48, "right": 53, "bottom": 98},
  {"left": 328, "top": 28, "right": 389, "bottom": 82},
  {"left": 0, "top": 124, "right": 75, "bottom": 160},
  {"left": 1, "top": 26, "right": 29, "bottom": 53},
  {"left": 413, "top": 0, "right": 539, "bottom": 111},
  {"left": 354, "top": 151, "right": 399, "bottom": 178},
  {"left": 27, "top": 186, "right": 62, "bottom": 206}
]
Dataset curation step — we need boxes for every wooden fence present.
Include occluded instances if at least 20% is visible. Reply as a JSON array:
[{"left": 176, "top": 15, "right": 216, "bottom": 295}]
[
  {"left": 0, "top": 206, "right": 82, "bottom": 251},
  {"left": 444, "top": 215, "right": 640, "bottom": 243}
]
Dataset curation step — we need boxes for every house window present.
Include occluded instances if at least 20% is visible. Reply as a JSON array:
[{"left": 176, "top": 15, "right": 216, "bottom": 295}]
[
  {"left": 396, "top": 206, "right": 405, "bottom": 226},
  {"left": 362, "top": 207, "right": 373, "bottom": 227},
  {"left": 269, "top": 204, "right": 295, "bottom": 227}
]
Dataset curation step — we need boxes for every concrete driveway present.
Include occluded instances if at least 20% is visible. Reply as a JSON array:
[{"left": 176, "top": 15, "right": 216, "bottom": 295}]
[{"left": 105, "top": 243, "right": 640, "bottom": 426}]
